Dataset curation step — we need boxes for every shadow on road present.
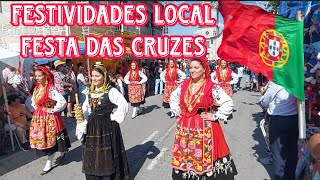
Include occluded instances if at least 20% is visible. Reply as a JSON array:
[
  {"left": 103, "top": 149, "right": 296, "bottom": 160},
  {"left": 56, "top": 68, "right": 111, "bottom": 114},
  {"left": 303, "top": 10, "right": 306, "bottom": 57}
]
[
  {"left": 0, "top": 117, "right": 77, "bottom": 176},
  {"left": 126, "top": 141, "right": 160, "bottom": 180},
  {"left": 251, "top": 112, "right": 273, "bottom": 178},
  {"left": 140, "top": 105, "right": 161, "bottom": 116},
  {"left": 241, "top": 101, "right": 256, "bottom": 106}
]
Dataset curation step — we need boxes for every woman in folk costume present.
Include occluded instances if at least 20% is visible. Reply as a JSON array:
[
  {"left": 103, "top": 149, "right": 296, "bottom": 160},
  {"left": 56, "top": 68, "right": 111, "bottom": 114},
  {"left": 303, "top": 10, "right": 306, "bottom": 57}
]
[
  {"left": 160, "top": 59, "right": 186, "bottom": 118},
  {"left": 124, "top": 61, "right": 148, "bottom": 119},
  {"left": 29, "top": 66, "right": 71, "bottom": 175},
  {"left": 210, "top": 59, "right": 238, "bottom": 97},
  {"left": 75, "top": 62, "right": 130, "bottom": 180},
  {"left": 170, "top": 58, "right": 237, "bottom": 180}
]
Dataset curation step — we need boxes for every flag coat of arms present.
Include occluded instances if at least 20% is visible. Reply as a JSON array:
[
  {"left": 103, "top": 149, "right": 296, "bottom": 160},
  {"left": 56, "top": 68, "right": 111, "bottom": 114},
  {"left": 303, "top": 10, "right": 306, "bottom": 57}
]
[{"left": 217, "top": 0, "right": 305, "bottom": 101}]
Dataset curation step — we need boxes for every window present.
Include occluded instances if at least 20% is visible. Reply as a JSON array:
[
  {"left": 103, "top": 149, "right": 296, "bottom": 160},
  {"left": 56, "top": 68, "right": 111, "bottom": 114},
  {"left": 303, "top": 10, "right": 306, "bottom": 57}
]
[
  {"left": 0, "top": 2, "right": 2, "bottom": 13},
  {"left": 211, "top": 39, "right": 214, "bottom": 44},
  {"left": 206, "top": 40, "right": 210, "bottom": 48}
]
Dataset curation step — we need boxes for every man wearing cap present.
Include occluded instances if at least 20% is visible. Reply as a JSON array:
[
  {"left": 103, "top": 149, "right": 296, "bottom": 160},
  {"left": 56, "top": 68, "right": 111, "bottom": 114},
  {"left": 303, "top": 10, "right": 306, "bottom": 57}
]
[{"left": 53, "top": 60, "right": 73, "bottom": 115}]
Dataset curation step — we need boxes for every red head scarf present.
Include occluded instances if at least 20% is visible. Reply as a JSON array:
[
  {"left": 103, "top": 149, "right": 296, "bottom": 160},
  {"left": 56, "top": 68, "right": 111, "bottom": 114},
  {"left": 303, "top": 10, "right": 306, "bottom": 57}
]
[
  {"left": 216, "top": 59, "right": 232, "bottom": 82},
  {"left": 129, "top": 61, "right": 140, "bottom": 81},
  {"left": 190, "top": 58, "right": 211, "bottom": 79},
  {"left": 33, "top": 66, "right": 54, "bottom": 106},
  {"left": 217, "top": 59, "right": 230, "bottom": 68},
  {"left": 165, "top": 59, "right": 178, "bottom": 80}
]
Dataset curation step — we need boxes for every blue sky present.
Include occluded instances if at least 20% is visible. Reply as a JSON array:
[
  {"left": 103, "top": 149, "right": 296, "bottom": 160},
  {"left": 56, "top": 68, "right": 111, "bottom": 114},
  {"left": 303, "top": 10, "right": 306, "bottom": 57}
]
[{"left": 168, "top": 1, "right": 267, "bottom": 35}]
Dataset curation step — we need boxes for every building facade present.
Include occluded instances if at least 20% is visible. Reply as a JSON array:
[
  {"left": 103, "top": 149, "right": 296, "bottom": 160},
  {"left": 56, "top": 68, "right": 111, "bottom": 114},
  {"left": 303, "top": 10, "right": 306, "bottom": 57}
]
[
  {"left": 0, "top": 1, "right": 68, "bottom": 49},
  {"left": 197, "top": 1, "right": 221, "bottom": 62}
]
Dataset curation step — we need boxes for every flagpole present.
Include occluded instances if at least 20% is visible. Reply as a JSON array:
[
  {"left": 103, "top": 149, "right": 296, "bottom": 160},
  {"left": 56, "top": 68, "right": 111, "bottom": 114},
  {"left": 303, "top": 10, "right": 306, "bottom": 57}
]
[{"left": 296, "top": 10, "right": 306, "bottom": 139}]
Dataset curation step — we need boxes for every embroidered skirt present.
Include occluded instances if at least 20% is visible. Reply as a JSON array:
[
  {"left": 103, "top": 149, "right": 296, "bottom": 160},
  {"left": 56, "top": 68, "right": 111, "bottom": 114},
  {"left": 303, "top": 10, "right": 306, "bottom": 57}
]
[
  {"left": 29, "top": 109, "right": 71, "bottom": 156},
  {"left": 128, "top": 84, "right": 144, "bottom": 104},
  {"left": 172, "top": 114, "right": 237, "bottom": 179},
  {"left": 163, "top": 81, "right": 178, "bottom": 108},
  {"left": 172, "top": 155, "right": 237, "bottom": 180}
]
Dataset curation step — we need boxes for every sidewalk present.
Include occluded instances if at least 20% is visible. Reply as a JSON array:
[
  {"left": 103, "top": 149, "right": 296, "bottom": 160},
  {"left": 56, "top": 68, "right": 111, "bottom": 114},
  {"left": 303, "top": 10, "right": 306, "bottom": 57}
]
[{"left": 0, "top": 116, "right": 77, "bottom": 176}]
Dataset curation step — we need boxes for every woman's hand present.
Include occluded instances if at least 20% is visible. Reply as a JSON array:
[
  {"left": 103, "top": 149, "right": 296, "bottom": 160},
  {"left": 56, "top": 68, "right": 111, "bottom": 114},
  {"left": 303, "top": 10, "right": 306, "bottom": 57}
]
[
  {"left": 175, "top": 111, "right": 182, "bottom": 118},
  {"left": 200, "top": 112, "right": 214, "bottom": 121}
]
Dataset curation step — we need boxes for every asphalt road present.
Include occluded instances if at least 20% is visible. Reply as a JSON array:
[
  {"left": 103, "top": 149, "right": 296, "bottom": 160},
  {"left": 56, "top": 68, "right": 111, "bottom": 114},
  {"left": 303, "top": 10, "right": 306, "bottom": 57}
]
[{"left": 0, "top": 82, "right": 272, "bottom": 180}]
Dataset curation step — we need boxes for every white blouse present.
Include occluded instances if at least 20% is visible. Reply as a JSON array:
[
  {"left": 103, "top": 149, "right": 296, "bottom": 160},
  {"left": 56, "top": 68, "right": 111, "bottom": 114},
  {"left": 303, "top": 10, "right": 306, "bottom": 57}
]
[
  {"left": 170, "top": 83, "right": 234, "bottom": 120},
  {"left": 123, "top": 70, "right": 148, "bottom": 85},
  {"left": 160, "top": 69, "right": 187, "bottom": 83},
  {"left": 31, "top": 86, "right": 67, "bottom": 113},
  {"left": 82, "top": 87, "right": 129, "bottom": 124},
  {"left": 210, "top": 71, "right": 239, "bottom": 85}
]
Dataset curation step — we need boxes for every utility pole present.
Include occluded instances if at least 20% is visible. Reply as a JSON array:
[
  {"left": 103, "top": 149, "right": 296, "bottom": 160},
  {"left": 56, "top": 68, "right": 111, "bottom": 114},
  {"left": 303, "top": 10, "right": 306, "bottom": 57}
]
[{"left": 81, "top": 26, "right": 91, "bottom": 82}]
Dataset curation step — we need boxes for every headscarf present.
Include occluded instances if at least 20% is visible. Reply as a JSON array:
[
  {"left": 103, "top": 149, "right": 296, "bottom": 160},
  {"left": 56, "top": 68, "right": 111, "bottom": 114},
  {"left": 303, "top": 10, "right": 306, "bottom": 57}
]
[
  {"left": 165, "top": 59, "right": 178, "bottom": 80},
  {"left": 88, "top": 62, "right": 112, "bottom": 95},
  {"left": 190, "top": 58, "right": 211, "bottom": 79},
  {"left": 129, "top": 61, "right": 140, "bottom": 81},
  {"left": 33, "top": 66, "right": 54, "bottom": 105},
  {"left": 216, "top": 59, "right": 232, "bottom": 81}
]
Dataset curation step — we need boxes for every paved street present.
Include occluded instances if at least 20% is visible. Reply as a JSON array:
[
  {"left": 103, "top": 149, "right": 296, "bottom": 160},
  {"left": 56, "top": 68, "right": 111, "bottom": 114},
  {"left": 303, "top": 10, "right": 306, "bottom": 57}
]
[{"left": 0, "top": 83, "right": 272, "bottom": 180}]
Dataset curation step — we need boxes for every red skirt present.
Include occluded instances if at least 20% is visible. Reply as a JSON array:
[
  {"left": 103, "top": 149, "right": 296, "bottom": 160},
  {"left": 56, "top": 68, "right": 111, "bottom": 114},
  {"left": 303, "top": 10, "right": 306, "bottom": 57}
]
[
  {"left": 220, "top": 83, "right": 233, "bottom": 98},
  {"left": 163, "top": 81, "right": 178, "bottom": 103},
  {"left": 128, "top": 84, "right": 144, "bottom": 103},
  {"left": 29, "top": 108, "right": 67, "bottom": 150},
  {"left": 172, "top": 114, "right": 232, "bottom": 175}
]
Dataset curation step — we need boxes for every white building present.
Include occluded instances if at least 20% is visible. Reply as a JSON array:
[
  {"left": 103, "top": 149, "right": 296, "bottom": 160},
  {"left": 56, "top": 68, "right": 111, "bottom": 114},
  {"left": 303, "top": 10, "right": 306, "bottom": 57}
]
[{"left": 197, "top": 1, "right": 222, "bottom": 62}]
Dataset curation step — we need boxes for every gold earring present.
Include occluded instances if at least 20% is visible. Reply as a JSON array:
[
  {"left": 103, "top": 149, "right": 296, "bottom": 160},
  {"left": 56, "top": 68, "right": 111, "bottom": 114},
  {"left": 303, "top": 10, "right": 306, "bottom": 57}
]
[{"left": 45, "top": 79, "right": 48, "bottom": 85}]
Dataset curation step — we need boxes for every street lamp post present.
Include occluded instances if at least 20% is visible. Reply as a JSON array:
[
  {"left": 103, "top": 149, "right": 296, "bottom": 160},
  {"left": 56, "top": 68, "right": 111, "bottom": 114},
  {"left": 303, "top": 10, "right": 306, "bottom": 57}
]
[{"left": 81, "top": 26, "right": 91, "bottom": 82}]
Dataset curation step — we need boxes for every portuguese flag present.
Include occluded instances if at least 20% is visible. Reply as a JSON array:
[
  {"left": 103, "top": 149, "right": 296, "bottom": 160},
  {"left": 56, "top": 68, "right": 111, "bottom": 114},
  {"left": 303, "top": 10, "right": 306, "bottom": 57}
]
[{"left": 217, "top": 0, "right": 305, "bottom": 101}]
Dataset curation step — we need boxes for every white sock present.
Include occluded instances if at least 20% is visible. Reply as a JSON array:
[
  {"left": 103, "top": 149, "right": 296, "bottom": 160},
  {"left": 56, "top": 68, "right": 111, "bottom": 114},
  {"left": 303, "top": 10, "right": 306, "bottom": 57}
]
[
  {"left": 132, "top": 107, "right": 137, "bottom": 117},
  {"left": 43, "top": 153, "right": 55, "bottom": 171}
]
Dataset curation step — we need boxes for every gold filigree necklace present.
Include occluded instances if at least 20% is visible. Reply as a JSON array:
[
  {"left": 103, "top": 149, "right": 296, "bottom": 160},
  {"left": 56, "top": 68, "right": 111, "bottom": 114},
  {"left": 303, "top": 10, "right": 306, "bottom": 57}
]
[
  {"left": 219, "top": 68, "right": 228, "bottom": 82},
  {"left": 184, "top": 80, "right": 206, "bottom": 112}
]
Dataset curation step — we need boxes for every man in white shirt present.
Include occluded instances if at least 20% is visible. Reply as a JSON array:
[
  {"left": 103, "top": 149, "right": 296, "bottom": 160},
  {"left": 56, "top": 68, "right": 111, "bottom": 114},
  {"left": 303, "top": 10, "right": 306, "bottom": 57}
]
[
  {"left": 2, "top": 65, "right": 16, "bottom": 95},
  {"left": 236, "top": 65, "right": 244, "bottom": 90},
  {"left": 259, "top": 81, "right": 298, "bottom": 180}
]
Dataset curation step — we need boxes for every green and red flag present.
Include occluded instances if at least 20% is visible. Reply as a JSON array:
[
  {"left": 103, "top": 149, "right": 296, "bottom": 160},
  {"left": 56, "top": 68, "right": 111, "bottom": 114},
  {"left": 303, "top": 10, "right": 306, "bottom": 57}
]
[{"left": 217, "top": 0, "right": 305, "bottom": 101}]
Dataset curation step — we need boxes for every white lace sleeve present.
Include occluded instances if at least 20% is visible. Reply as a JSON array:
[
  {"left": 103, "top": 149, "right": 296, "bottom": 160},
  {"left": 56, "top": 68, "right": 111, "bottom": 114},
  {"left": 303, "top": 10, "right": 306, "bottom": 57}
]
[
  {"left": 82, "top": 95, "right": 91, "bottom": 121},
  {"left": 109, "top": 88, "right": 129, "bottom": 124},
  {"left": 177, "top": 69, "right": 187, "bottom": 83},
  {"left": 31, "top": 96, "right": 36, "bottom": 109},
  {"left": 212, "top": 84, "right": 234, "bottom": 120},
  {"left": 170, "top": 84, "right": 182, "bottom": 115},
  {"left": 124, "top": 72, "right": 130, "bottom": 84},
  {"left": 210, "top": 72, "right": 219, "bottom": 84},
  {"left": 48, "top": 87, "right": 67, "bottom": 113},
  {"left": 160, "top": 71, "right": 166, "bottom": 82},
  {"left": 230, "top": 71, "right": 239, "bottom": 85},
  {"left": 139, "top": 71, "right": 148, "bottom": 84}
]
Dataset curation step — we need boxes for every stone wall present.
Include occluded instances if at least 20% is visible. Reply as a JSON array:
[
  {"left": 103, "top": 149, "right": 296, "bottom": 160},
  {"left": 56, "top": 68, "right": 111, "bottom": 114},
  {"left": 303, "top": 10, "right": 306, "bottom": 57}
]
[
  {"left": 0, "top": 1, "right": 68, "bottom": 49},
  {"left": 0, "top": 1, "right": 116, "bottom": 48}
]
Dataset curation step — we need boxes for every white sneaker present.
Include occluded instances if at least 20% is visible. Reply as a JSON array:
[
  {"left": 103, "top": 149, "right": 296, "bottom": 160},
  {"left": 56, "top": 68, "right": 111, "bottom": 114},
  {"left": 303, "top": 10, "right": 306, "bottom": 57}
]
[
  {"left": 170, "top": 112, "right": 175, "bottom": 118},
  {"left": 260, "top": 157, "right": 273, "bottom": 165}
]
